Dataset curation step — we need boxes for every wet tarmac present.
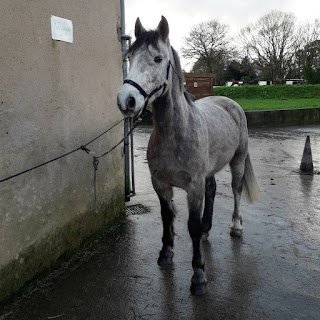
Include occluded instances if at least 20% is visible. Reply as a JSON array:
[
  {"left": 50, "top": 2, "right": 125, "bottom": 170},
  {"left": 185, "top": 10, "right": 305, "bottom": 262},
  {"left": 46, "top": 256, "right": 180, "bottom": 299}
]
[{"left": 1, "top": 125, "right": 320, "bottom": 320}]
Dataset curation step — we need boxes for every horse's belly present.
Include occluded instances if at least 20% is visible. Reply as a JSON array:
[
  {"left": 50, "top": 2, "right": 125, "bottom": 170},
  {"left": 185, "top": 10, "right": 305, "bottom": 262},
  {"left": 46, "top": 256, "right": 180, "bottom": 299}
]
[
  {"left": 210, "top": 145, "right": 239, "bottom": 173},
  {"left": 150, "top": 166, "right": 192, "bottom": 189}
]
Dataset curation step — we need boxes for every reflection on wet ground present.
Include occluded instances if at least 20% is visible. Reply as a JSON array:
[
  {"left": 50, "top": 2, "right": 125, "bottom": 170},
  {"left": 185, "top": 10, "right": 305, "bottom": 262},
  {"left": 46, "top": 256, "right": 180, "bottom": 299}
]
[{"left": 1, "top": 125, "right": 320, "bottom": 320}]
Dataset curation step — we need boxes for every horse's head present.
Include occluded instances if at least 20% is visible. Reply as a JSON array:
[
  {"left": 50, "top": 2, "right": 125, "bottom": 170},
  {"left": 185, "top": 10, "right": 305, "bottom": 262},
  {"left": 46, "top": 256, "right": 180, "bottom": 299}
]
[{"left": 117, "top": 16, "right": 171, "bottom": 117}]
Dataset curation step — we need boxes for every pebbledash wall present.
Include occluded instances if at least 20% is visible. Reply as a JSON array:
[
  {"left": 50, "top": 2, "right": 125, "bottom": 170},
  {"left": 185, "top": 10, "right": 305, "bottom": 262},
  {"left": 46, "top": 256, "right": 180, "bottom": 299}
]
[{"left": 0, "top": 0, "right": 124, "bottom": 301}]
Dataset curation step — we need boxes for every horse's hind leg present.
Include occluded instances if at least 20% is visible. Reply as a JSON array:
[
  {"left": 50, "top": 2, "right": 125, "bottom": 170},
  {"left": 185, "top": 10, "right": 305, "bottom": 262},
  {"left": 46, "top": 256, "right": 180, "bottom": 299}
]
[
  {"left": 230, "top": 152, "right": 246, "bottom": 237},
  {"left": 188, "top": 182, "right": 207, "bottom": 295},
  {"left": 152, "top": 178, "right": 175, "bottom": 266},
  {"left": 202, "top": 175, "right": 216, "bottom": 240}
]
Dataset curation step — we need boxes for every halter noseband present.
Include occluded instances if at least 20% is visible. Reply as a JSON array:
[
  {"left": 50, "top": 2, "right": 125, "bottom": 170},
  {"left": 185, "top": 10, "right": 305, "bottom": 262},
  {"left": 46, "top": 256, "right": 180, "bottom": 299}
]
[{"left": 123, "top": 61, "right": 171, "bottom": 117}]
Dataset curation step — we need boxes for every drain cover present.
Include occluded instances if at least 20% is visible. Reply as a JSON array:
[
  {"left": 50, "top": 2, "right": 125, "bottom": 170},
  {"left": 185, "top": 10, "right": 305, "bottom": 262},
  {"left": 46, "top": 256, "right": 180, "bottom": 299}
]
[{"left": 126, "top": 204, "right": 149, "bottom": 216}]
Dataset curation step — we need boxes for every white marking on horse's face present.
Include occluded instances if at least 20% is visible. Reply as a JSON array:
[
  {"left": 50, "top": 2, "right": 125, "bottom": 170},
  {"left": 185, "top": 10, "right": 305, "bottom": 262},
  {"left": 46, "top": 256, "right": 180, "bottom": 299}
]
[{"left": 117, "top": 40, "right": 171, "bottom": 117}]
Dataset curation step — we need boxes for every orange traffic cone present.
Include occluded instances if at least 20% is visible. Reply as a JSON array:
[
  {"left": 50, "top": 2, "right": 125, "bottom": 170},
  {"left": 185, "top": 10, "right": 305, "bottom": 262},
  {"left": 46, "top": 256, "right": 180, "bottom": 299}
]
[{"left": 300, "top": 135, "right": 313, "bottom": 172}]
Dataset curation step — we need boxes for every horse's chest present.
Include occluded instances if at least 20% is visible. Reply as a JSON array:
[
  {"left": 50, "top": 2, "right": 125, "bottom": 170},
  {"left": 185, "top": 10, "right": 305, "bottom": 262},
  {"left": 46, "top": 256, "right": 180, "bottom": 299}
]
[{"left": 147, "top": 148, "right": 192, "bottom": 188}]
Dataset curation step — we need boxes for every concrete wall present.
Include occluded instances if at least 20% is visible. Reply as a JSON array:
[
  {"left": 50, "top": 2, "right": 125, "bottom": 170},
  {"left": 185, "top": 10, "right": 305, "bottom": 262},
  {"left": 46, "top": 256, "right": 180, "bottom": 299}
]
[
  {"left": 141, "top": 107, "right": 320, "bottom": 127},
  {"left": 0, "top": 0, "right": 124, "bottom": 301},
  {"left": 245, "top": 108, "right": 320, "bottom": 128}
]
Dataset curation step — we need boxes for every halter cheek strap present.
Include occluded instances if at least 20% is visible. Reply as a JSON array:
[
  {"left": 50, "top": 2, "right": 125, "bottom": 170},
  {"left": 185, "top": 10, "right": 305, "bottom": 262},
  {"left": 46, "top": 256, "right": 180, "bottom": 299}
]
[{"left": 123, "top": 61, "right": 171, "bottom": 117}]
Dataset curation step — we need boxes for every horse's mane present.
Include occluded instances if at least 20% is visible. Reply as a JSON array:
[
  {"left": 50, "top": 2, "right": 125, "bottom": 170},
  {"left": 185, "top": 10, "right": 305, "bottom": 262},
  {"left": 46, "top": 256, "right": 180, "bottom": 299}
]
[
  {"left": 171, "top": 47, "right": 195, "bottom": 106},
  {"left": 170, "top": 46, "right": 184, "bottom": 91}
]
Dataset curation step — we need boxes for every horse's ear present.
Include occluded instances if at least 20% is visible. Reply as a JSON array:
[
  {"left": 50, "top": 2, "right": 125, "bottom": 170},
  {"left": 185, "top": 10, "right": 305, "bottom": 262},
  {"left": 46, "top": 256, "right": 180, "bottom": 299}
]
[
  {"left": 135, "top": 17, "right": 146, "bottom": 38},
  {"left": 157, "top": 16, "right": 169, "bottom": 41}
]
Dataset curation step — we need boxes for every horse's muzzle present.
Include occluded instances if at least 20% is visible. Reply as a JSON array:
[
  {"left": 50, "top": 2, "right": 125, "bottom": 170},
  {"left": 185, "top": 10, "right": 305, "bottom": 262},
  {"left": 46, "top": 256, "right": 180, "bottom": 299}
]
[{"left": 117, "top": 87, "right": 144, "bottom": 117}]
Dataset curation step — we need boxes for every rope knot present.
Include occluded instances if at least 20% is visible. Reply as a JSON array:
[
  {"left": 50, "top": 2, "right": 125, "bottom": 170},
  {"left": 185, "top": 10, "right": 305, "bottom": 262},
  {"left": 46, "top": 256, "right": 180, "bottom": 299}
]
[
  {"left": 93, "top": 156, "right": 99, "bottom": 171},
  {"left": 80, "top": 145, "right": 90, "bottom": 153}
]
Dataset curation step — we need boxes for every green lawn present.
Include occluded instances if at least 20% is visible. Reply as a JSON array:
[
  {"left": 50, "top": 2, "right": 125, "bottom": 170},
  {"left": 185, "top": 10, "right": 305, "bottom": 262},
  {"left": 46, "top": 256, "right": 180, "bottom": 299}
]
[{"left": 234, "top": 98, "right": 320, "bottom": 111}]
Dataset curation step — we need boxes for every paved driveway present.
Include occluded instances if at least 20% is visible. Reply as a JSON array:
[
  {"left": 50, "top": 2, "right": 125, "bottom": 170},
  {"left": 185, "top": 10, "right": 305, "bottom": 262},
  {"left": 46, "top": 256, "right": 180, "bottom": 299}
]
[{"left": 1, "top": 125, "right": 319, "bottom": 320}]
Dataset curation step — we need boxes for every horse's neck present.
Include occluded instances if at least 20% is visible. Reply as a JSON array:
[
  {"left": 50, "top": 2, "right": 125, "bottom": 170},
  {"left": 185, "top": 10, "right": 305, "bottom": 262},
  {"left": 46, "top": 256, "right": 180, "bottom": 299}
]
[
  {"left": 151, "top": 88, "right": 190, "bottom": 138},
  {"left": 153, "top": 95, "right": 188, "bottom": 137}
]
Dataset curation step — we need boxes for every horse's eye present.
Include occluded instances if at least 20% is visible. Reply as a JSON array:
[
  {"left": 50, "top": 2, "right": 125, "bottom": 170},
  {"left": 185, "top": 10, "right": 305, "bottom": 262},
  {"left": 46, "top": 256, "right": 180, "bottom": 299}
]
[{"left": 154, "top": 56, "right": 163, "bottom": 63}]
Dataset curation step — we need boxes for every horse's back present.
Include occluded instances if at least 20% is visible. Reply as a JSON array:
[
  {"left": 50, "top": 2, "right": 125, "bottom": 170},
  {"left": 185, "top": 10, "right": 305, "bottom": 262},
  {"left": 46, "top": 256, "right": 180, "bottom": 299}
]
[{"left": 195, "top": 96, "right": 247, "bottom": 129}]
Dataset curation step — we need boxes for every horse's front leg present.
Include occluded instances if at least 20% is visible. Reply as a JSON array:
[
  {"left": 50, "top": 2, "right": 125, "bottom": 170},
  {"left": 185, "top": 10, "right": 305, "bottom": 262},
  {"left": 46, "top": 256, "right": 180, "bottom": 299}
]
[
  {"left": 152, "top": 177, "right": 175, "bottom": 266},
  {"left": 188, "top": 182, "right": 207, "bottom": 295}
]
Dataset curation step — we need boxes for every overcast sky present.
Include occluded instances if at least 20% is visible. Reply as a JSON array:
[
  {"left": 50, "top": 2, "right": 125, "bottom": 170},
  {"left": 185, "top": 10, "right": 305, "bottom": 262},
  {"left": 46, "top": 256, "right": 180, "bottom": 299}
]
[{"left": 124, "top": 0, "right": 320, "bottom": 70}]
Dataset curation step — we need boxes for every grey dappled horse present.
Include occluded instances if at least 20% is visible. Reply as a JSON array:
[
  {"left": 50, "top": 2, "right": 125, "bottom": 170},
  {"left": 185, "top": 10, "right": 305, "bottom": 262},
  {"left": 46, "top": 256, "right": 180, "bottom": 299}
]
[{"left": 117, "top": 16, "right": 259, "bottom": 296}]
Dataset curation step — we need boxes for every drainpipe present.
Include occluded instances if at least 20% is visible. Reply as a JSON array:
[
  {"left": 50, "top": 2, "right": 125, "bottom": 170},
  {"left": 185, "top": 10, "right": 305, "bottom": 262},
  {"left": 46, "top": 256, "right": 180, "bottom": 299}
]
[{"left": 120, "top": 0, "right": 135, "bottom": 201}]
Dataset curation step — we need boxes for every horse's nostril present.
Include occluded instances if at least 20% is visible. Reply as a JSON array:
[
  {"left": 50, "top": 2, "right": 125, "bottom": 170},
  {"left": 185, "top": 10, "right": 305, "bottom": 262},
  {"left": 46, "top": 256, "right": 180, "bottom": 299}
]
[{"left": 126, "top": 96, "right": 136, "bottom": 110}]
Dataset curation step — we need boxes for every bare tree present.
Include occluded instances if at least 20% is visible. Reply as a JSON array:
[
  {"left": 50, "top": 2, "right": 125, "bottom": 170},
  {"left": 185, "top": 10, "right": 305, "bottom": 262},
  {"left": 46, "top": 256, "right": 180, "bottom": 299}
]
[
  {"left": 296, "top": 19, "right": 320, "bottom": 50},
  {"left": 293, "top": 20, "right": 320, "bottom": 80},
  {"left": 240, "top": 11, "right": 298, "bottom": 83},
  {"left": 181, "top": 20, "right": 234, "bottom": 84}
]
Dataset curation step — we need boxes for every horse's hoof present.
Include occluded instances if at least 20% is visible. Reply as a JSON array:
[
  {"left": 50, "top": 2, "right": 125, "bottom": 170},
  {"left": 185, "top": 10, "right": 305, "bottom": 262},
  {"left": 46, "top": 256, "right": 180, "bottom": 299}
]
[
  {"left": 230, "top": 227, "right": 243, "bottom": 238},
  {"left": 201, "top": 232, "right": 209, "bottom": 241},
  {"left": 190, "top": 268, "right": 207, "bottom": 296},
  {"left": 157, "top": 247, "right": 174, "bottom": 266},
  {"left": 190, "top": 283, "right": 207, "bottom": 296}
]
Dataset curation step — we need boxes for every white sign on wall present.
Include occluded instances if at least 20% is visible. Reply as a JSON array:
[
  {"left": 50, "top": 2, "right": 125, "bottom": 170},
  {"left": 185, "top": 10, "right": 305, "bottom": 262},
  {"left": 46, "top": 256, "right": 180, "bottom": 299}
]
[{"left": 51, "top": 15, "right": 73, "bottom": 43}]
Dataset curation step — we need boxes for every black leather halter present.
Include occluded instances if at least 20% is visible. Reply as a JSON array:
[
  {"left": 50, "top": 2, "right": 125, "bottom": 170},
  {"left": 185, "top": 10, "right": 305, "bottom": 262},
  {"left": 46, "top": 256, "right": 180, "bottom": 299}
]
[{"left": 123, "top": 61, "right": 171, "bottom": 117}]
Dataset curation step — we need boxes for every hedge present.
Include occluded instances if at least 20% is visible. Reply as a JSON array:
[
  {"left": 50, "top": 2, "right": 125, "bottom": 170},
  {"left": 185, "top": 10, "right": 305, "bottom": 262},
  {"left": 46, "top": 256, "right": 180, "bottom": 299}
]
[{"left": 213, "top": 84, "right": 320, "bottom": 100}]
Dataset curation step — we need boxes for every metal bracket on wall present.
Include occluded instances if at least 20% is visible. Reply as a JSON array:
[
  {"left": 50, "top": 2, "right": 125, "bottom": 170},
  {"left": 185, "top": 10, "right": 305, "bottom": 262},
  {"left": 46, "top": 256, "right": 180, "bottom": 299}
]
[
  {"left": 121, "top": 34, "right": 135, "bottom": 202},
  {"left": 120, "top": 0, "right": 135, "bottom": 202}
]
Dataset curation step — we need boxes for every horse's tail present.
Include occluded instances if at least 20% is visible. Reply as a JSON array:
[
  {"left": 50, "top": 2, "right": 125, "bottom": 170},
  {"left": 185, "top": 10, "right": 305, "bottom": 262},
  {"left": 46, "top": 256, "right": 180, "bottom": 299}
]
[{"left": 243, "top": 153, "right": 260, "bottom": 203}]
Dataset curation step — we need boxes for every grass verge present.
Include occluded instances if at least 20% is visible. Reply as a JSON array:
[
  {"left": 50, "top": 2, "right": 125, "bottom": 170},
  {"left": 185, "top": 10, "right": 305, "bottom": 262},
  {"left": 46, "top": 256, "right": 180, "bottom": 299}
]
[
  {"left": 214, "top": 84, "right": 320, "bottom": 99},
  {"left": 234, "top": 98, "right": 320, "bottom": 111}
]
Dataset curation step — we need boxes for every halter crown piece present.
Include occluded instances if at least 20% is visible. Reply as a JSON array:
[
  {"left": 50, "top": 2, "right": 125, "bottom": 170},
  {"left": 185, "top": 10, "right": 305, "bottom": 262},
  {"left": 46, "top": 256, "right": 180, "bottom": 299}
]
[{"left": 124, "top": 61, "right": 171, "bottom": 117}]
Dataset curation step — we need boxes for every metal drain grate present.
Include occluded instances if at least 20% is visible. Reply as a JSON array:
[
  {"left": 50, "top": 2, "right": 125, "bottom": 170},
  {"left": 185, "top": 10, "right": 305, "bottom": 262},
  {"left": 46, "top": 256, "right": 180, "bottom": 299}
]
[{"left": 126, "top": 204, "right": 149, "bottom": 216}]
